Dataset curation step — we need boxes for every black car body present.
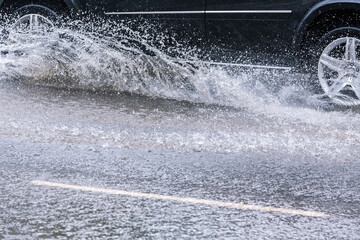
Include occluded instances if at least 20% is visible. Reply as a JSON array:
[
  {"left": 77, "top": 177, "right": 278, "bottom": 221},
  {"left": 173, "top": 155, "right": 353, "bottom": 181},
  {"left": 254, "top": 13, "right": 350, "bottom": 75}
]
[{"left": 1, "top": 0, "right": 360, "bottom": 103}]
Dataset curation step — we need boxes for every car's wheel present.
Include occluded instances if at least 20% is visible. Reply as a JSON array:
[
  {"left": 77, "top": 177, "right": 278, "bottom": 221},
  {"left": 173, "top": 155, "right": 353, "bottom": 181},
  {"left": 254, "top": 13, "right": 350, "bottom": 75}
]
[
  {"left": 11, "top": 5, "right": 59, "bottom": 34},
  {"left": 314, "top": 27, "right": 360, "bottom": 105}
]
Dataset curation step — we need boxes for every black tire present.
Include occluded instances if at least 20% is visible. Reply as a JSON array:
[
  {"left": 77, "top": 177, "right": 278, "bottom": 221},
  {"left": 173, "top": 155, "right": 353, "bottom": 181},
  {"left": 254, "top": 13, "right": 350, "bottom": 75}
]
[
  {"left": 317, "top": 27, "right": 360, "bottom": 57},
  {"left": 305, "top": 27, "right": 360, "bottom": 95}
]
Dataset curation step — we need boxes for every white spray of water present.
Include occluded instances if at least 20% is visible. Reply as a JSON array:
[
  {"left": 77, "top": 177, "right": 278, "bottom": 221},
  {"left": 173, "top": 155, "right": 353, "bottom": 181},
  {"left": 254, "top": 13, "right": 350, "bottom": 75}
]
[{"left": 0, "top": 23, "right": 360, "bottom": 158}]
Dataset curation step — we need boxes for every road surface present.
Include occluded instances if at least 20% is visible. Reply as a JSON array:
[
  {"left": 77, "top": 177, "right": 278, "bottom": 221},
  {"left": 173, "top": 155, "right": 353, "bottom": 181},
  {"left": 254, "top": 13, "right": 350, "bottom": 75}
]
[{"left": 0, "top": 28, "right": 359, "bottom": 239}]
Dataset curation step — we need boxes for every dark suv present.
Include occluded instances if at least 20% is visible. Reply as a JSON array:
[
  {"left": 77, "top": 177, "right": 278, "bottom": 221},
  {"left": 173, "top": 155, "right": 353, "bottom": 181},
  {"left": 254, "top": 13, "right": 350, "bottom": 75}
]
[{"left": 1, "top": 0, "right": 360, "bottom": 104}]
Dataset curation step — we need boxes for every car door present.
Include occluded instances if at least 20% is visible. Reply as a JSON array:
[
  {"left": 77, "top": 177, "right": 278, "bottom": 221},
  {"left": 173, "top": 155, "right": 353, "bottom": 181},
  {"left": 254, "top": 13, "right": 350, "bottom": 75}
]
[
  {"left": 85, "top": 0, "right": 206, "bottom": 47},
  {"left": 205, "top": 0, "right": 293, "bottom": 65}
]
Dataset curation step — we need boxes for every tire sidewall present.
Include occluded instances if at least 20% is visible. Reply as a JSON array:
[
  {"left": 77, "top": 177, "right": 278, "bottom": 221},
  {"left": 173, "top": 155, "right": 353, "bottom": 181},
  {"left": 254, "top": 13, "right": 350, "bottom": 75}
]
[{"left": 317, "top": 27, "right": 360, "bottom": 55}]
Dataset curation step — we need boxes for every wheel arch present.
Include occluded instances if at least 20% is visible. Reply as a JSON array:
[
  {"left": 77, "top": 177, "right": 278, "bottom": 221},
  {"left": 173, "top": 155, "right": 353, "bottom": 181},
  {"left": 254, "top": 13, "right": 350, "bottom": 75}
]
[{"left": 293, "top": 0, "right": 360, "bottom": 52}]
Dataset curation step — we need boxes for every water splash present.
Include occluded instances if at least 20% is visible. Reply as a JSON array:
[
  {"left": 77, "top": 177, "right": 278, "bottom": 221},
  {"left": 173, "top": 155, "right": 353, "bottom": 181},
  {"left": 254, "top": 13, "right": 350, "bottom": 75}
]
[
  {"left": 0, "top": 20, "right": 359, "bottom": 123},
  {"left": 0, "top": 21, "right": 360, "bottom": 161}
]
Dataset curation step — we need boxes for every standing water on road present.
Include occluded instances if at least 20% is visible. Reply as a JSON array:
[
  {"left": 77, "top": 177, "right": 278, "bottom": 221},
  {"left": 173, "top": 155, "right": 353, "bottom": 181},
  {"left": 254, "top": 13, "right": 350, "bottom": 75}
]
[
  {"left": 0, "top": 23, "right": 360, "bottom": 160},
  {"left": 0, "top": 21, "right": 360, "bottom": 240}
]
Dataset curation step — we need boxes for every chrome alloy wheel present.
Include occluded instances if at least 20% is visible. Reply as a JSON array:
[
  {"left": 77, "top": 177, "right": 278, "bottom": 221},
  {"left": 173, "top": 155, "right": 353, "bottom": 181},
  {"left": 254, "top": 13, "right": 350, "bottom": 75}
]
[
  {"left": 13, "top": 14, "right": 55, "bottom": 33},
  {"left": 318, "top": 37, "right": 360, "bottom": 105}
]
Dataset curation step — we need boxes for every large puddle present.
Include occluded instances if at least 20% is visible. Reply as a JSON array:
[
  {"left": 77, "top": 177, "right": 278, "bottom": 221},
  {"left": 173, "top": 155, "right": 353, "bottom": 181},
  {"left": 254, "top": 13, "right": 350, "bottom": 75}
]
[{"left": 0, "top": 22, "right": 359, "bottom": 161}]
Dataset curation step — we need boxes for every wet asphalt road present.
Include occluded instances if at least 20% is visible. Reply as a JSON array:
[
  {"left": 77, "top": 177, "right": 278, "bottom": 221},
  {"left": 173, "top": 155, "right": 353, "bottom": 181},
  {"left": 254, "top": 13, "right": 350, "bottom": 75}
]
[
  {"left": 1, "top": 22, "right": 360, "bottom": 239},
  {"left": 1, "top": 137, "right": 360, "bottom": 239},
  {"left": 0, "top": 81, "right": 360, "bottom": 239}
]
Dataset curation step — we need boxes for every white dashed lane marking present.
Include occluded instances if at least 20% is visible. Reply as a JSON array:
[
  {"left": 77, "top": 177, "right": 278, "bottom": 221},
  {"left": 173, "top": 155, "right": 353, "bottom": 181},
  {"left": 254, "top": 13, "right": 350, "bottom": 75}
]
[{"left": 31, "top": 180, "right": 329, "bottom": 217}]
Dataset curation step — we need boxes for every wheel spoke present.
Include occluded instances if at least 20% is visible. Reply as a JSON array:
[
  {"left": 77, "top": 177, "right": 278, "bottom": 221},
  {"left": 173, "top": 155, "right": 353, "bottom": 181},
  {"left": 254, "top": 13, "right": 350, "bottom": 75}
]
[
  {"left": 345, "top": 37, "right": 357, "bottom": 61},
  {"left": 30, "top": 14, "right": 39, "bottom": 31},
  {"left": 29, "top": 15, "right": 34, "bottom": 30},
  {"left": 352, "top": 79, "right": 360, "bottom": 99},
  {"left": 34, "top": 15, "right": 39, "bottom": 28},
  {"left": 327, "top": 77, "right": 349, "bottom": 95},
  {"left": 319, "top": 54, "right": 346, "bottom": 73}
]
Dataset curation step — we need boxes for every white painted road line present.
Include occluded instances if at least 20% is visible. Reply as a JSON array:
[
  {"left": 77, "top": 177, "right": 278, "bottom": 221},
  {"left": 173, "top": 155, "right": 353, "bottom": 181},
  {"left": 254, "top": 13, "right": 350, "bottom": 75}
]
[{"left": 31, "top": 180, "right": 329, "bottom": 217}]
